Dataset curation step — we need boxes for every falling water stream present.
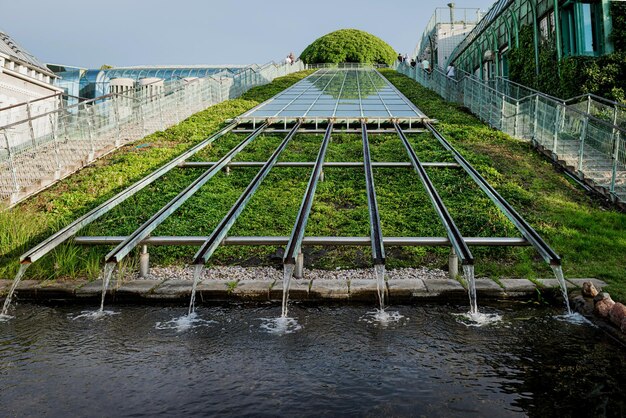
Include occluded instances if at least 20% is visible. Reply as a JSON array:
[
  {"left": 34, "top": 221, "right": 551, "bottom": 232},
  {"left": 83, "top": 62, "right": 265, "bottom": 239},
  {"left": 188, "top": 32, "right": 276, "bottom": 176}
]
[
  {"left": 457, "top": 264, "right": 502, "bottom": 326},
  {"left": 0, "top": 263, "right": 31, "bottom": 319},
  {"left": 551, "top": 265, "right": 572, "bottom": 315},
  {"left": 374, "top": 264, "right": 386, "bottom": 311},
  {"left": 281, "top": 264, "right": 295, "bottom": 318},
  {"left": 188, "top": 264, "right": 204, "bottom": 315},
  {"left": 99, "top": 262, "right": 116, "bottom": 312},
  {"left": 463, "top": 264, "right": 478, "bottom": 315}
]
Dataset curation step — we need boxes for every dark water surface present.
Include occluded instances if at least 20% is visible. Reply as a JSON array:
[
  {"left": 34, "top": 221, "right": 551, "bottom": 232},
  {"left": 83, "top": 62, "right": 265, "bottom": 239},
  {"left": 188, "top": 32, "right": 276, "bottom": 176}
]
[{"left": 1, "top": 303, "right": 625, "bottom": 417}]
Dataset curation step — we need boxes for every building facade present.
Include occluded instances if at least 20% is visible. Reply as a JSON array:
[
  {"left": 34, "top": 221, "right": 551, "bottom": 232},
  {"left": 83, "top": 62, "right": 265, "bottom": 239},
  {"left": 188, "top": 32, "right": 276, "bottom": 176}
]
[
  {"left": 446, "top": 0, "right": 617, "bottom": 80},
  {"left": 414, "top": 5, "right": 484, "bottom": 70},
  {"left": 0, "top": 30, "right": 62, "bottom": 129}
]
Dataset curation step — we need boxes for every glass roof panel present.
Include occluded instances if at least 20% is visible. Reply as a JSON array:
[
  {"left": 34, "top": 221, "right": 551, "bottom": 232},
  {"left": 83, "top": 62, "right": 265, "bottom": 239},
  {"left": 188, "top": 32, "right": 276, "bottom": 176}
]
[{"left": 241, "top": 68, "right": 426, "bottom": 120}]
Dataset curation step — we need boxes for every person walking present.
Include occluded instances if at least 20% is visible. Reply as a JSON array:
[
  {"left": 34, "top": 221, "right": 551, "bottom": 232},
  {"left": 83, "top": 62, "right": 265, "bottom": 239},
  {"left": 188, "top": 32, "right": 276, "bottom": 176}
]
[{"left": 421, "top": 58, "right": 430, "bottom": 74}]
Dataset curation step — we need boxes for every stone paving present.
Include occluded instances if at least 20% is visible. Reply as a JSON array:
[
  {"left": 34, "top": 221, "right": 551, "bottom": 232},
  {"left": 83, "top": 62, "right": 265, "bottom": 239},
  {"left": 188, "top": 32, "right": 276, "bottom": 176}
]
[{"left": 0, "top": 267, "right": 607, "bottom": 304}]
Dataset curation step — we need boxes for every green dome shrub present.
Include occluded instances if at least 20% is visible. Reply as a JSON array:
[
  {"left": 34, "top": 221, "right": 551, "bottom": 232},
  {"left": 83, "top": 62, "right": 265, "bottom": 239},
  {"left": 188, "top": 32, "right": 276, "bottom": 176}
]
[{"left": 300, "top": 29, "right": 396, "bottom": 66}]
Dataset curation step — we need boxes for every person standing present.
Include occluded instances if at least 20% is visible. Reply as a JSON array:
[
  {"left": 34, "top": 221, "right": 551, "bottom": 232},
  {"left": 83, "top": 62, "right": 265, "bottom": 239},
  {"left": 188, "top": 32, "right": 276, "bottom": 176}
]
[
  {"left": 421, "top": 58, "right": 430, "bottom": 73},
  {"left": 446, "top": 63, "right": 456, "bottom": 79}
]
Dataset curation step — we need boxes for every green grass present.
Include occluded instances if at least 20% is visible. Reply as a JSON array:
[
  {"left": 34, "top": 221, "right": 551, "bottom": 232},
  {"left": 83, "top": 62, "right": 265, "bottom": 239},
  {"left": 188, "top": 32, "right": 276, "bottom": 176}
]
[
  {"left": 2, "top": 67, "right": 625, "bottom": 303},
  {"left": 380, "top": 68, "right": 626, "bottom": 301}
]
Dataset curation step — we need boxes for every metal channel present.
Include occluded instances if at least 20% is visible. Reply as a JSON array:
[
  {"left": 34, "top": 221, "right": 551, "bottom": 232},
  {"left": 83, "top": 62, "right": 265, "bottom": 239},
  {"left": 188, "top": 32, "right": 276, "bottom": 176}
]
[
  {"left": 425, "top": 122, "right": 561, "bottom": 265},
  {"left": 192, "top": 121, "right": 301, "bottom": 265},
  {"left": 362, "top": 121, "right": 385, "bottom": 265},
  {"left": 180, "top": 161, "right": 459, "bottom": 168},
  {"left": 395, "top": 123, "right": 473, "bottom": 265},
  {"left": 75, "top": 236, "right": 530, "bottom": 247},
  {"left": 105, "top": 122, "right": 268, "bottom": 264},
  {"left": 20, "top": 121, "right": 238, "bottom": 264},
  {"left": 283, "top": 121, "right": 334, "bottom": 265}
]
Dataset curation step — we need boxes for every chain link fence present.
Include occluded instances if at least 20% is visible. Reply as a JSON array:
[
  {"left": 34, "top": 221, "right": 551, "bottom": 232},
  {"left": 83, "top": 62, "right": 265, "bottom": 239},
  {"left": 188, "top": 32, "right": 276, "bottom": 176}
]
[
  {"left": 396, "top": 62, "right": 626, "bottom": 203},
  {"left": 0, "top": 61, "right": 304, "bottom": 207}
]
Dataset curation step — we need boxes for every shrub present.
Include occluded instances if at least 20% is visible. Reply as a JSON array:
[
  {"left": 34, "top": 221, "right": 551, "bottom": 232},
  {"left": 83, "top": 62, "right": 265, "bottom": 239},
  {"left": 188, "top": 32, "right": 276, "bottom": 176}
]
[{"left": 299, "top": 29, "right": 396, "bottom": 65}]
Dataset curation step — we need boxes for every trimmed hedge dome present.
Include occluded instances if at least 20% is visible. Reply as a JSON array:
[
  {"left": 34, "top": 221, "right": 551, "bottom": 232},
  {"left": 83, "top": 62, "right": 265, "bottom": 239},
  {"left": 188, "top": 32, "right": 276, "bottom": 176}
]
[{"left": 300, "top": 29, "right": 396, "bottom": 66}]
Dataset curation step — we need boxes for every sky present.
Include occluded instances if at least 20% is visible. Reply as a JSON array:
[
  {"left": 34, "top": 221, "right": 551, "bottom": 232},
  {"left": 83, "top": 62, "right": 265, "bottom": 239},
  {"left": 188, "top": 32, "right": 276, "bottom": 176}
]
[{"left": 2, "top": 0, "right": 495, "bottom": 68}]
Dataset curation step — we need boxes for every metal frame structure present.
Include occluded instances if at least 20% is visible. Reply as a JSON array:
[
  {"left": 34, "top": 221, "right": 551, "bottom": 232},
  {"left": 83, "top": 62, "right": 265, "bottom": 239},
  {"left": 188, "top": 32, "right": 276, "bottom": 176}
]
[{"left": 17, "top": 68, "right": 560, "bottom": 289}]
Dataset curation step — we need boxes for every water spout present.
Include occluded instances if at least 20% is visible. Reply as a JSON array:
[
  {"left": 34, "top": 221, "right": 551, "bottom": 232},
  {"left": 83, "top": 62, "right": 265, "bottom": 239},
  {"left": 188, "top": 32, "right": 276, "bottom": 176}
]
[
  {"left": 374, "top": 264, "right": 386, "bottom": 311},
  {"left": 282, "top": 264, "right": 295, "bottom": 318},
  {"left": 463, "top": 264, "right": 478, "bottom": 315},
  {"left": 188, "top": 264, "right": 204, "bottom": 315},
  {"left": 551, "top": 265, "right": 572, "bottom": 315},
  {"left": 1, "top": 263, "right": 31, "bottom": 318},
  {"left": 99, "top": 262, "right": 116, "bottom": 312}
]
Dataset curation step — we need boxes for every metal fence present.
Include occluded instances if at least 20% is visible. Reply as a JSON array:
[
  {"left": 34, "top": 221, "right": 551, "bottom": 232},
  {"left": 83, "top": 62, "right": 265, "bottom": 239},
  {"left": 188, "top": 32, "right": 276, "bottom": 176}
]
[
  {"left": 0, "top": 60, "right": 304, "bottom": 207},
  {"left": 396, "top": 62, "right": 626, "bottom": 203}
]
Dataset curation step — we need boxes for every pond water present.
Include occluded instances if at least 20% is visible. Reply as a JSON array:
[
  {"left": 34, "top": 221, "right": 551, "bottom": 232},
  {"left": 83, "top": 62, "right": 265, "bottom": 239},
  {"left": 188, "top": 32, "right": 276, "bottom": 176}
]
[{"left": 1, "top": 302, "right": 625, "bottom": 417}]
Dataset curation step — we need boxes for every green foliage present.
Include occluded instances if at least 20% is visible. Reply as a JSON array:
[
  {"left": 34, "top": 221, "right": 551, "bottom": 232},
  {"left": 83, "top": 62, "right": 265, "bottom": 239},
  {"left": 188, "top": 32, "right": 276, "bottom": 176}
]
[
  {"left": 0, "top": 69, "right": 315, "bottom": 281},
  {"left": 610, "top": 1, "right": 626, "bottom": 52},
  {"left": 299, "top": 29, "right": 396, "bottom": 65},
  {"left": 381, "top": 69, "right": 626, "bottom": 302},
  {"left": 508, "top": 21, "right": 626, "bottom": 102}
]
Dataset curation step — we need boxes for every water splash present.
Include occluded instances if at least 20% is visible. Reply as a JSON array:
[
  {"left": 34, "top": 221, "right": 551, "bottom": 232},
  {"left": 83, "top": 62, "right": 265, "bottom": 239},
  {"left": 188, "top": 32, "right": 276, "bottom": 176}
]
[
  {"left": 188, "top": 264, "right": 204, "bottom": 315},
  {"left": 99, "top": 262, "right": 116, "bottom": 312},
  {"left": 1, "top": 263, "right": 31, "bottom": 318},
  {"left": 71, "top": 310, "right": 119, "bottom": 320},
  {"left": 259, "top": 316, "right": 302, "bottom": 334},
  {"left": 281, "top": 264, "right": 295, "bottom": 318},
  {"left": 463, "top": 264, "right": 478, "bottom": 315},
  {"left": 453, "top": 311, "right": 503, "bottom": 327},
  {"left": 556, "top": 312, "right": 593, "bottom": 325},
  {"left": 156, "top": 311, "right": 216, "bottom": 332},
  {"left": 360, "top": 309, "right": 406, "bottom": 327},
  {"left": 551, "top": 265, "right": 572, "bottom": 314},
  {"left": 374, "top": 264, "right": 386, "bottom": 311}
]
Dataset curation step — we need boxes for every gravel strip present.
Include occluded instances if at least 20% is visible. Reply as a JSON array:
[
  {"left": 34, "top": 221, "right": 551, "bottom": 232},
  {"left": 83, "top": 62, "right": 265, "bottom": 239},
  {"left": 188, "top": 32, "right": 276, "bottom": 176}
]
[{"left": 121, "top": 265, "right": 448, "bottom": 282}]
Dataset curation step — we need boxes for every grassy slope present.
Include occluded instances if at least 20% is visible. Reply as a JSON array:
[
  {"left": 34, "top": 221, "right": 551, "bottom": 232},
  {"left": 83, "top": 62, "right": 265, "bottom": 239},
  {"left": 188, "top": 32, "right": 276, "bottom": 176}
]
[
  {"left": 0, "top": 70, "right": 315, "bottom": 280},
  {"left": 2, "top": 68, "right": 625, "bottom": 302},
  {"left": 379, "top": 69, "right": 626, "bottom": 300}
]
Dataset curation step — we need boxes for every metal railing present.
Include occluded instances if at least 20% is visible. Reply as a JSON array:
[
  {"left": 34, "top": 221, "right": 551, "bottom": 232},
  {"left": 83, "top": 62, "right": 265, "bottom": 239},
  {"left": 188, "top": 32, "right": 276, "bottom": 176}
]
[
  {"left": 395, "top": 62, "right": 626, "bottom": 203},
  {"left": 0, "top": 60, "right": 304, "bottom": 207},
  {"left": 305, "top": 63, "right": 387, "bottom": 69}
]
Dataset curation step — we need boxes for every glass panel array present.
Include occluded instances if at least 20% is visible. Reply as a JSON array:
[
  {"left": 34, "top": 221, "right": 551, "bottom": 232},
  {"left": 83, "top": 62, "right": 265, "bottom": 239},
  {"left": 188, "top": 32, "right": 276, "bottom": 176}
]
[{"left": 243, "top": 68, "right": 427, "bottom": 120}]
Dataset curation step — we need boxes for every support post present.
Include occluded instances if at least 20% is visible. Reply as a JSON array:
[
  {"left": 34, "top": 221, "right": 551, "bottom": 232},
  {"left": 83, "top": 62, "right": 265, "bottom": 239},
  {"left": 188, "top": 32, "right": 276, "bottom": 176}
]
[
  {"left": 578, "top": 116, "right": 589, "bottom": 173},
  {"left": 86, "top": 106, "right": 95, "bottom": 162},
  {"left": 25, "top": 101, "right": 37, "bottom": 148},
  {"left": 139, "top": 245, "right": 149, "bottom": 278},
  {"left": 2, "top": 129, "right": 20, "bottom": 198},
  {"left": 514, "top": 100, "right": 520, "bottom": 137},
  {"left": 553, "top": 104, "right": 561, "bottom": 157},
  {"left": 610, "top": 130, "right": 620, "bottom": 194},
  {"left": 448, "top": 247, "right": 459, "bottom": 279},
  {"left": 48, "top": 114, "right": 62, "bottom": 180},
  {"left": 295, "top": 252, "right": 304, "bottom": 279},
  {"left": 532, "top": 95, "right": 540, "bottom": 142}
]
